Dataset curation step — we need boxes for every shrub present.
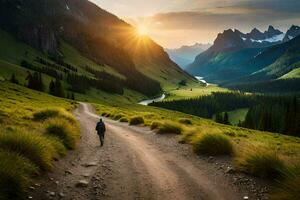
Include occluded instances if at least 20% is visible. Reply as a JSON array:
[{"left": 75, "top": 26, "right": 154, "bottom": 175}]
[
  {"left": 224, "top": 132, "right": 236, "bottom": 137},
  {"left": 0, "top": 130, "right": 57, "bottom": 170},
  {"left": 193, "top": 134, "right": 233, "bottom": 156},
  {"left": 119, "top": 117, "right": 128, "bottom": 122},
  {"left": 235, "top": 150, "right": 285, "bottom": 179},
  {"left": 157, "top": 121, "right": 183, "bottom": 134},
  {"left": 46, "top": 136, "right": 67, "bottom": 157},
  {"left": 178, "top": 118, "right": 192, "bottom": 125},
  {"left": 270, "top": 165, "right": 300, "bottom": 200},
  {"left": 33, "top": 108, "right": 76, "bottom": 123},
  {"left": 113, "top": 114, "right": 124, "bottom": 120},
  {"left": 0, "top": 150, "right": 38, "bottom": 200},
  {"left": 45, "top": 118, "right": 80, "bottom": 149},
  {"left": 101, "top": 112, "right": 107, "bottom": 116},
  {"left": 129, "top": 116, "right": 144, "bottom": 125},
  {"left": 150, "top": 121, "right": 162, "bottom": 130}
]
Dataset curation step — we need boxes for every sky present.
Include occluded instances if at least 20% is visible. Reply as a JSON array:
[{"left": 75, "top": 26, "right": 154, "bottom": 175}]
[{"left": 90, "top": 0, "right": 300, "bottom": 48}]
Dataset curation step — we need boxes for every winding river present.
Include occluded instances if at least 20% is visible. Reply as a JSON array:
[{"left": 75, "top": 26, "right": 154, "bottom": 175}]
[{"left": 138, "top": 94, "right": 166, "bottom": 106}]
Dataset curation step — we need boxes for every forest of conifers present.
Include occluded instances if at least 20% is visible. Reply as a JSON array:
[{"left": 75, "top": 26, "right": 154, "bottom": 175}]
[{"left": 151, "top": 92, "right": 300, "bottom": 137}]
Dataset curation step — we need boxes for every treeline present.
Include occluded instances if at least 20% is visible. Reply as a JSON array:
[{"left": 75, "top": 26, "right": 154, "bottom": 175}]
[
  {"left": 63, "top": 31, "right": 162, "bottom": 97},
  {"left": 151, "top": 92, "right": 257, "bottom": 118},
  {"left": 66, "top": 73, "right": 124, "bottom": 95},
  {"left": 47, "top": 55, "right": 78, "bottom": 72},
  {"left": 35, "top": 57, "right": 75, "bottom": 74},
  {"left": 227, "top": 78, "right": 300, "bottom": 94},
  {"left": 9, "top": 72, "right": 73, "bottom": 99},
  {"left": 85, "top": 65, "right": 161, "bottom": 96},
  {"left": 151, "top": 92, "right": 300, "bottom": 136},
  {"left": 243, "top": 96, "right": 300, "bottom": 136},
  {"left": 21, "top": 58, "right": 161, "bottom": 97},
  {"left": 21, "top": 60, "right": 63, "bottom": 80}
]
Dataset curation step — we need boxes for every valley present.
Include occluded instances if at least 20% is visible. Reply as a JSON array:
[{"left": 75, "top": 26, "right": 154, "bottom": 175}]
[{"left": 0, "top": 0, "right": 300, "bottom": 200}]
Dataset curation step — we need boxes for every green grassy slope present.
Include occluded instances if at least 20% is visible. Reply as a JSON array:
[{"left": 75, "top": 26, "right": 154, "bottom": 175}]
[
  {"left": 226, "top": 108, "right": 249, "bottom": 125},
  {"left": 0, "top": 29, "right": 198, "bottom": 98},
  {"left": 165, "top": 84, "right": 230, "bottom": 100},
  {"left": 186, "top": 48, "right": 262, "bottom": 83},
  {"left": 280, "top": 66, "right": 300, "bottom": 79},
  {"left": 0, "top": 29, "right": 118, "bottom": 79},
  {"left": 93, "top": 93, "right": 300, "bottom": 165},
  {"left": 0, "top": 81, "right": 79, "bottom": 198}
]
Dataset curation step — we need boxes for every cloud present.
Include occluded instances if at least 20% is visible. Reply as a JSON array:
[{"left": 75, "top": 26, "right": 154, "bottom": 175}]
[
  {"left": 91, "top": 0, "right": 300, "bottom": 47},
  {"left": 144, "top": 5, "right": 300, "bottom": 31}
]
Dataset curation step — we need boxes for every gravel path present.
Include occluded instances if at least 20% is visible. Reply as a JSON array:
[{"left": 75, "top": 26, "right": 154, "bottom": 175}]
[{"left": 28, "top": 103, "right": 269, "bottom": 200}]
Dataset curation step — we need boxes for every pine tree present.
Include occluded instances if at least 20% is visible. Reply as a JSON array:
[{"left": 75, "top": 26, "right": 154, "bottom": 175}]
[
  {"left": 215, "top": 113, "right": 223, "bottom": 123},
  {"left": 49, "top": 80, "right": 55, "bottom": 96},
  {"left": 26, "top": 71, "right": 35, "bottom": 90},
  {"left": 54, "top": 79, "right": 65, "bottom": 98},
  {"left": 71, "top": 93, "right": 75, "bottom": 100},
  {"left": 10, "top": 73, "right": 19, "bottom": 84},
  {"left": 38, "top": 72, "right": 44, "bottom": 92},
  {"left": 224, "top": 112, "right": 230, "bottom": 125}
]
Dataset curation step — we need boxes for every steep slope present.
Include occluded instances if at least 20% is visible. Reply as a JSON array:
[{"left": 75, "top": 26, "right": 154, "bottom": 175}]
[
  {"left": 166, "top": 43, "right": 211, "bottom": 69},
  {"left": 230, "top": 35, "right": 300, "bottom": 84},
  {"left": 187, "top": 26, "right": 299, "bottom": 84},
  {"left": 186, "top": 29, "right": 264, "bottom": 83},
  {"left": 283, "top": 25, "right": 300, "bottom": 42},
  {"left": 0, "top": 0, "right": 195, "bottom": 96}
]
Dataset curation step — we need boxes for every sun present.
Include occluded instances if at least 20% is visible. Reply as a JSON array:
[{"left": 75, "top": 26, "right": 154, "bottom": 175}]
[{"left": 137, "top": 25, "right": 149, "bottom": 36}]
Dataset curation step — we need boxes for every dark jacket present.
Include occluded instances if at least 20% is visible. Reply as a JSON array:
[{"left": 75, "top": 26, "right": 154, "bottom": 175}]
[{"left": 96, "top": 122, "right": 106, "bottom": 134}]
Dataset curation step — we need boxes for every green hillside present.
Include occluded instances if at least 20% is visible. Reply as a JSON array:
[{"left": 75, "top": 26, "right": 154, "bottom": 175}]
[
  {"left": 186, "top": 47, "right": 262, "bottom": 84},
  {"left": 281, "top": 67, "right": 300, "bottom": 79},
  {"left": 0, "top": 0, "right": 195, "bottom": 97}
]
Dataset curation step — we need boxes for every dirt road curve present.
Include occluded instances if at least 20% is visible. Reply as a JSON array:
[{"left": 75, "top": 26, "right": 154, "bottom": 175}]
[{"left": 29, "top": 103, "right": 257, "bottom": 200}]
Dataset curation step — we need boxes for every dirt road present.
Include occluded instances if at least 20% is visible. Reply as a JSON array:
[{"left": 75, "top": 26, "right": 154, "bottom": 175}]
[{"left": 29, "top": 103, "right": 267, "bottom": 200}]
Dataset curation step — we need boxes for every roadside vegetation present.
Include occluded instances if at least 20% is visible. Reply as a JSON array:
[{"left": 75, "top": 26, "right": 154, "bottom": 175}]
[
  {"left": 151, "top": 92, "right": 300, "bottom": 137},
  {"left": 0, "top": 82, "right": 79, "bottom": 199},
  {"left": 93, "top": 92, "right": 300, "bottom": 199}
]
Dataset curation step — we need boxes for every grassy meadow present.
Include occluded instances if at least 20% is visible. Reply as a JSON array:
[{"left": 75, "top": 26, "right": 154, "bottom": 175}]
[
  {"left": 165, "top": 84, "right": 230, "bottom": 100},
  {"left": 0, "top": 82, "right": 80, "bottom": 199},
  {"left": 93, "top": 92, "right": 300, "bottom": 199}
]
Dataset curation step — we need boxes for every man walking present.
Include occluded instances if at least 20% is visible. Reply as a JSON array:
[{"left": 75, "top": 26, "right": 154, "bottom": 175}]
[{"left": 95, "top": 118, "right": 106, "bottom": 146}]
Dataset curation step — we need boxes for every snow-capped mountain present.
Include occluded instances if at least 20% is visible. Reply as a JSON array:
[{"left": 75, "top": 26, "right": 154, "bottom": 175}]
[
  {"left": 283, "top": 25, "right": 300, "bottom": 42},
  {"left": 238, "top": 26, "right": 284, "bottom": 47},
  {"left": 186, "top": 25, "right": 300, "bottom": 84}
]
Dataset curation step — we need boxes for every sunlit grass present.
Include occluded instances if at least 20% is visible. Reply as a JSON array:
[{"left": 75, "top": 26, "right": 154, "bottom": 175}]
[
  {"left": 0, "top": 150, "right": 38, "bottom": 200},
  {"left": 45, "top": 118, "right": 80, "bottom": 149},
  {"left": 193, "top": 134, "right": 233, "bottom": 156},
  {"left": 235, "top": 148, "right": 285, "bottom": 178},
  {"left": 0, "top": 82, "right": 79, "bottom": 198}
]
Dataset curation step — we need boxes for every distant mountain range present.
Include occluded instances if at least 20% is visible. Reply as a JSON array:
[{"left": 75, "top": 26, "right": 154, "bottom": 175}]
[
  {"left": 186, "top": 25, "right": 300, "bottom": 88},
  {"left": 165, "top": 43, "right": 211, "bottom": 69}
]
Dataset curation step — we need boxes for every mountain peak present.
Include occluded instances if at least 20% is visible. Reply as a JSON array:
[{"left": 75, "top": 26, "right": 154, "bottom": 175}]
[
  {"left": 250, "top": 28, "right": 262, "bottom": 34},
  {"left": 283, "top": 25, "right": 300, "bottom": 42},
  {"left": 212, "top": 29, "right": 245, "bottom": 51},
  {"left": 268, "top": 25, "right": 275, "bottom": 31}
]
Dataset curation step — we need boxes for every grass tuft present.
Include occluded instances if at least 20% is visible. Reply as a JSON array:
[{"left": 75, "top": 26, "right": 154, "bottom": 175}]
[
  {"left": 150, "top": 121, "right": 162, "bottom": 130},
  {"left": 235, "top": 149, "right": 285, "bottom": 179},
  {"left": 270, "top": 165, "right": 300, "bottom": 200},
  {"left": 178, "top": 118, "right": 193, "bottom": 125},
  {"left": 0, "top": 150, "right": 38, "bottom": 200},
  {"left": 113, "top": 114, "right": 125, "bottom": 120},
  {"left": 193, "top": 134, "right": 233, "bottom": 156},
  {"left": 45, "top": 118, "right": 80, "bottom": 150},
  {"left": 33, "top": 108, "right": 76, "bottom": 123},
  {"left": 119, "top": 117, "right": 128, "bottom": 122},
  {"left": 129, "top": 116, "right": 144, "bottom": 125},
  {"left": 157, "top": 121, "right": 183, "bottom": 134},
  {"left": 0, "top": 130, "right": 57, "bottom": 170}
]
